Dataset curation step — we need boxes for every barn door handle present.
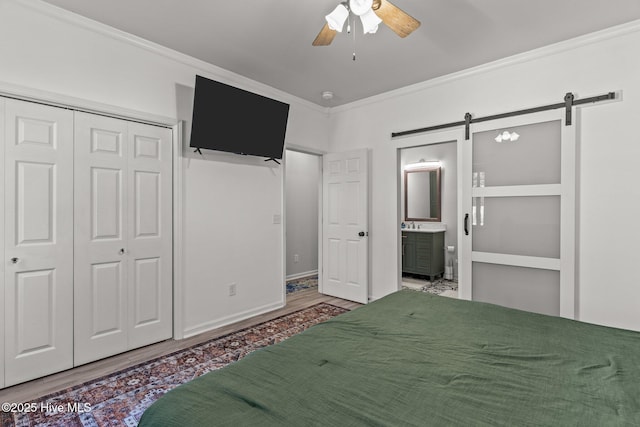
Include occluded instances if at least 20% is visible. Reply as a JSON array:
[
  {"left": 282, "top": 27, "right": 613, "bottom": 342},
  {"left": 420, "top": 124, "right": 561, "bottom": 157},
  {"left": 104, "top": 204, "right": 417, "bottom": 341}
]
[{"left": 464, "top": 213, "right": 469, "bottom": 236}]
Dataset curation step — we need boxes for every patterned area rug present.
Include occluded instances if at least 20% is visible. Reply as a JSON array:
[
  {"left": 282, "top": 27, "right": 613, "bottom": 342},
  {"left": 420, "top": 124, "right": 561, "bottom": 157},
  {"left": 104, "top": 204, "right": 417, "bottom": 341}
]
[
  {"left": 1, "top": 303, "right": 347, "bottom": 427},
  {"left": 402, "top": 277, "right": 458, "bottom": 297},
  {"left": 286, "top": 274, "right": 318, "bottom": 294}
]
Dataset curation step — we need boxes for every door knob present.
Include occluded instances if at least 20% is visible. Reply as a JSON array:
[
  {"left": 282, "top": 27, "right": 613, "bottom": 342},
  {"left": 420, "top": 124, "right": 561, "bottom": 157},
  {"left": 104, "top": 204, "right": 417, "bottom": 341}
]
[
  {"left": 119, "top": 248, "right": 125, "bottom": 255},
  {"left": 358, "top": 231, "right": 367, "bottom": 237},
  {"left": 10, "top": 257, "right": 18, "bottom": 264}
]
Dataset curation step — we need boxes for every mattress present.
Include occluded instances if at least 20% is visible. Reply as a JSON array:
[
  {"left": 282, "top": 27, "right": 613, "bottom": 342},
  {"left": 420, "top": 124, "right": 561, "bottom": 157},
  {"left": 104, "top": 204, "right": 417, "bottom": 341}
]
[{"left": 139, "top": 290, "right": 640, "bottom": 426}]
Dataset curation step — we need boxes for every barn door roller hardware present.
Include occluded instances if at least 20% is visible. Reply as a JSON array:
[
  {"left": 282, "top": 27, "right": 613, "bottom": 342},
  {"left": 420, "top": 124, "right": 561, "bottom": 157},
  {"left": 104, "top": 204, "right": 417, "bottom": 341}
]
[{"left": 391, "top": 91, "right": 616, "bottom": 140}]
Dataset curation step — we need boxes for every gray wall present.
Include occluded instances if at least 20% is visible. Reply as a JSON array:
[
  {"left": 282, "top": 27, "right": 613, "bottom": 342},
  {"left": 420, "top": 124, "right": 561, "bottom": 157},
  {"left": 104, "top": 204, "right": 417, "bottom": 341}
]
[
  {"left": 285, "top": 150, "right": 320, "bottom": 278},
  {"left": 400, "top": 142, "right": 458, "bottom": 279}
]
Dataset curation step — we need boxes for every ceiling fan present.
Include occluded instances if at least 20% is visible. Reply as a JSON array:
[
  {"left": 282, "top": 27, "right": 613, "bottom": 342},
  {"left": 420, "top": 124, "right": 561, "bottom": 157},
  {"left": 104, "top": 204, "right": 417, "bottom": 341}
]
[{"left": 312, "top": 0, "right": 420, "bottom": 46}]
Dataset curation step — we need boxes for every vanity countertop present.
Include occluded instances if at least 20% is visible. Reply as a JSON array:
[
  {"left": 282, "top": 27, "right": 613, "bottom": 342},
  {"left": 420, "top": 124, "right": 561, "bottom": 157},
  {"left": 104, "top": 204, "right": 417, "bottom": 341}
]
[{"left": 402, "top": 227, "right": 446, "bottom": 233}]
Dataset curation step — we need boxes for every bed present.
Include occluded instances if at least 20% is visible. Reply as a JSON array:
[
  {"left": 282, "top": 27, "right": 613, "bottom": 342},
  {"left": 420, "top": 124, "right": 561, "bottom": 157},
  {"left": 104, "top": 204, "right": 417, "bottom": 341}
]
[{"left": 139, "top": 290, "right": 640, "bottom": 426}]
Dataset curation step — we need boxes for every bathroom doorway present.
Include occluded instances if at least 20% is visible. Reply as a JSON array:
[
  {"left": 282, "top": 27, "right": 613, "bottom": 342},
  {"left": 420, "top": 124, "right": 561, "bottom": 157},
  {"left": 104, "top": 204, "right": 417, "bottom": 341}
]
[
  {"left": 399, "top": 141, "right": 458, "bottom": 298},
  {"left": 284, "top": 149, "right": 321, "bottom": 296}
]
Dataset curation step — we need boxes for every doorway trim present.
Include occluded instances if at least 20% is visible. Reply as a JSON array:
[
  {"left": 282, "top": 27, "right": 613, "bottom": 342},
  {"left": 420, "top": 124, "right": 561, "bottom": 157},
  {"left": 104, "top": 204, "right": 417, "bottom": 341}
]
[
  {"left": 283, "top": 144, "right": 326, "bottom": 298},
  {"left": 394, "top": 128, "right": 466, "bottom": 292}
]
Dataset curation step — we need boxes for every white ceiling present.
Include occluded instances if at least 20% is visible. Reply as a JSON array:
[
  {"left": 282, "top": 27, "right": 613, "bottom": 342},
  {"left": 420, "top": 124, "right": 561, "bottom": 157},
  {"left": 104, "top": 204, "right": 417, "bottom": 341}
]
[{"left": 42, "top": 0, "right": 640, "bottom": 107}]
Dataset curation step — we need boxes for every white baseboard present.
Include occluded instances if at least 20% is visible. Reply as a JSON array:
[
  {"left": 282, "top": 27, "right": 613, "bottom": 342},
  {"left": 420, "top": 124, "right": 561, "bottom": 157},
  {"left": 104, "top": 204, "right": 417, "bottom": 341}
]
[
  {"left": 181, "top": 300, "right": 285, "bottom": 339},
  {"left": 286, "top": 270, "right": 318, "bottom": 281}
]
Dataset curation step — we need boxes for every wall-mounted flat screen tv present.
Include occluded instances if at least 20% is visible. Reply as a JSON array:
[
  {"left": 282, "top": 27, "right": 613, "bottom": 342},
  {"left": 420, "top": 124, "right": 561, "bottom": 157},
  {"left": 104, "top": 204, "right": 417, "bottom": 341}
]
[{"left": 189, "top": 75, "right": 290, "bottom": 160}]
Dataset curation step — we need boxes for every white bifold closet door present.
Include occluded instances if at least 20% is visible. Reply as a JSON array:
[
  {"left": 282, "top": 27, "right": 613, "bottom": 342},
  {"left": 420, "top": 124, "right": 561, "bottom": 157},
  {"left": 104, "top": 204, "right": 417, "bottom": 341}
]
[
  {"left": 74, "top": 113, "right": 172, "bottom": 366},
  {"left": 3, "top": 99, "right": 74, "bottom": 386}
]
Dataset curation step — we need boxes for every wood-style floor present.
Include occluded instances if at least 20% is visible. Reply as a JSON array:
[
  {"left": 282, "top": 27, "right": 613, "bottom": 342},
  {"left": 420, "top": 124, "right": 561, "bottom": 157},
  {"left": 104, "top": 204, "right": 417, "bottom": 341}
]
[{"left": 0, "top": 288, "right": 360, "bottom": 404}]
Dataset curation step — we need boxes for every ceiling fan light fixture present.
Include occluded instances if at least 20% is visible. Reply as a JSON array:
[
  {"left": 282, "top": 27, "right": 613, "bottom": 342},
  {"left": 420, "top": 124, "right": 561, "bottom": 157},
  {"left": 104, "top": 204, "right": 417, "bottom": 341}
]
[
  {"left": 349, "top": 0, "right": 373, "bottom": 16},
  {"left": 360, "top": 9, "right": 382, "bottom": 34},
  {"left": 313, "top": 0, "right": 420, "bottom": 47},
  {"left": 326, "top": 4, "right": 349, "bottom": 32}
]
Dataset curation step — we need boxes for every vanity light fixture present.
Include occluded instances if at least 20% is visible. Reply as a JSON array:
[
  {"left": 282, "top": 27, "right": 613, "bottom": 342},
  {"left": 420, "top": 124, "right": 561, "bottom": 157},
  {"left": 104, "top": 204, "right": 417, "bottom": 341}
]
[
  {"left": 494, "top": 131, "right": 520, "bottom": 143},
  {"left": 404, "top": 160, "right": 442, "bottom": 170}
]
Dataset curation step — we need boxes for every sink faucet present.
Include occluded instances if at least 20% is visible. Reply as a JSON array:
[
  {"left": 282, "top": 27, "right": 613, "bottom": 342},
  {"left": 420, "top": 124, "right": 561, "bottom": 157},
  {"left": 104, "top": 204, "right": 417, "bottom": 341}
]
[{"left": 411, "top": 221, "right": 415, "bottom": 229}]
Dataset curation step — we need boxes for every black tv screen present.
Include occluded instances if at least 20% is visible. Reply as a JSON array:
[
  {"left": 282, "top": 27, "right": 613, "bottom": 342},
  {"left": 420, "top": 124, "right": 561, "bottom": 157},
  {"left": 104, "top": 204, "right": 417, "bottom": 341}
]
[{"left": 190, "top": 75, "right": 290, "bottom": 159}]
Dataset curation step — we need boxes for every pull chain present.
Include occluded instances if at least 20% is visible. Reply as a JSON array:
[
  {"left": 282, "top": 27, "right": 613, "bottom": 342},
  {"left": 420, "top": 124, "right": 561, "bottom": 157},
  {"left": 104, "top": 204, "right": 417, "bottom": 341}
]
[{"left": 352, "top": 15, "right": 357, "bottom": 61}]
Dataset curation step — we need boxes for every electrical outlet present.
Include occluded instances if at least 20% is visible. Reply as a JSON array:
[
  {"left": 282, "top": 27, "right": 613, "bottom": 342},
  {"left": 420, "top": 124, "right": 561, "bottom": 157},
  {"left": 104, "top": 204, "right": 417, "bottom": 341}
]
[
  {"left": 294, "top": 254, "right": 299, "bottom": 263},
  {"left": 229, "top": 283, "right": 237, "bottom": 297}
]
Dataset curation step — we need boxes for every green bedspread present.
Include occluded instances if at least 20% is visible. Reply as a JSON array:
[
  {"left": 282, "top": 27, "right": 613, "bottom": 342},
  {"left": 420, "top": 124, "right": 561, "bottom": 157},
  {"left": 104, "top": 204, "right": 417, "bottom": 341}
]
[{"left": 139, "top": 290, "right": 640, "bottom": 426}]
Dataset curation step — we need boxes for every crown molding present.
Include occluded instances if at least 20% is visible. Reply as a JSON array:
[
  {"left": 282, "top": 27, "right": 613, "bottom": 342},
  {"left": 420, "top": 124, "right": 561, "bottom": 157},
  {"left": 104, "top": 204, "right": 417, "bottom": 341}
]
[
  {"left": 16, "top": 1, "right": 638, "bottom": 116},
  {"left": 330, "top": 18, "right": 640, "bottom": 114},
  {"left": 0, "top": 80, "right": 177, "bottom": 127},
  {"left": 16, "top": 0, "right": 328, "bottom": 114}
]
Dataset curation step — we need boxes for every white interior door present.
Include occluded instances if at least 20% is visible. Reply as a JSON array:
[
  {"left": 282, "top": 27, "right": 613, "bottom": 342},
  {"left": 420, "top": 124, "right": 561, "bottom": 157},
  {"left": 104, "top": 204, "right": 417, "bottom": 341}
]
[
  {"left": 460, "top": 109, "right": 576, "bottom": 318},
  {"left": 321, "top": 149, "right": 368, "bottom": 304},
  {"left": 126, "top": 122, "right": 173, "bottom": 349},
  {"left": 74, "top": 113, "right": 129, "bottom": 365},
  {"left": 3, "top": 98, "right": 74, "bottom": 386}
]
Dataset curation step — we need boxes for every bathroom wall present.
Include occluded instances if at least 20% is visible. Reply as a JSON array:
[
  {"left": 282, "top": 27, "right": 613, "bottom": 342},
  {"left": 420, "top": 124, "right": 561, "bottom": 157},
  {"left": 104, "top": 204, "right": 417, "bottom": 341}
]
[{"left": 400, "top": 142, "right": 458, "bottom": 280}]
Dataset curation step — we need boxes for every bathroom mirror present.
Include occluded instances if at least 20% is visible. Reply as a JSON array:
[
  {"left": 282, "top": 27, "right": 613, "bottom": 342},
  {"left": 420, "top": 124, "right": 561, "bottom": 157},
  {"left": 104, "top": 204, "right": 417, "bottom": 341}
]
[{"left": 404, "top": 167, "right": 441, "bottom": 222}]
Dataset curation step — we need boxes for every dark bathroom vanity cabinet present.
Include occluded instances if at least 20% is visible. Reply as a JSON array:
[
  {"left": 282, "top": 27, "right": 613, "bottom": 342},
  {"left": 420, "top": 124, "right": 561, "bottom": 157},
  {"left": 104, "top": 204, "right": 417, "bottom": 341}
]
[{"left": 402, "top": 230, "right": 445, "bottom": 280}]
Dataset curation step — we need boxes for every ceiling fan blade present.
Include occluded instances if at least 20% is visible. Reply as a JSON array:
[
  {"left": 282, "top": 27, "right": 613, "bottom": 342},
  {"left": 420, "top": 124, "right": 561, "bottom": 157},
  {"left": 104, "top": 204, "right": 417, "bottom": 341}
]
[
  {"left": 373, "top": 0, "right": 421, "bottom": 38},
  {"left": 312, "top": 23, "right": 337, "bottom": 46}
]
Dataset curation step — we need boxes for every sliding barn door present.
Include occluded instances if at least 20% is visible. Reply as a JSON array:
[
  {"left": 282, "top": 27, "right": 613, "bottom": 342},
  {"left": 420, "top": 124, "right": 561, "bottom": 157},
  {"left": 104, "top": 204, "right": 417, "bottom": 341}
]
[
  {"left": 321, "top": 149, "right": 369, "bottom": 304},
  {"left": 3, "top": 99, "right": 74, "bottom": 386},
  {"left": 74, "top": 113, "right": 172, "bottom": 365},
  {"left": 460, "top": 109, "right": 576, "bottom": 318}
]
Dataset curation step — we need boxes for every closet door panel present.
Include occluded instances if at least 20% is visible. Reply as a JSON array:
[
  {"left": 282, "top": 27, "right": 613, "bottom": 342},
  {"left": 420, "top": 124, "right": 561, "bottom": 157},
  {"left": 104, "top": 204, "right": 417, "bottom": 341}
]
[
  {"left": 127, "top": 123, "right": 172, "bottom": 348},
  {"left": 4, "top": 99, "right": 74, "bottom": 386},
  {"left": 74, "top": 113, "right": 129, "bottom": 366},
  {"left": 134, "top": 170, "right": 160, "bottom": 237}
]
